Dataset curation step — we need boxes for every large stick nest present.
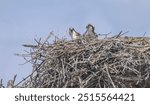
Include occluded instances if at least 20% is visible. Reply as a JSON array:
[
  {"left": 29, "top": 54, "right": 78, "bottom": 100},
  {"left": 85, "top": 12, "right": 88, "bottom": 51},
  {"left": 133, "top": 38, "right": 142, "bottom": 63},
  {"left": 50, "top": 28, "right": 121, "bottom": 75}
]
[{"left": 3, "top": 33, "right": 150, "bottom": 88}]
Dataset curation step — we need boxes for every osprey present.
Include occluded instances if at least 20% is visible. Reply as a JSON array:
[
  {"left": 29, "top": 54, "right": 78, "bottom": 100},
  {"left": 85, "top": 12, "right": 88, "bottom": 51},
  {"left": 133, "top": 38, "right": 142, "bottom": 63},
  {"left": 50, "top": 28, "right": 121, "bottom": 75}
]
[
  {"left": 83, "top": 24, "right": 98, "bottom": 39},
  {"left": 69, "top": 27, "right": 81, "bottom": 40}
]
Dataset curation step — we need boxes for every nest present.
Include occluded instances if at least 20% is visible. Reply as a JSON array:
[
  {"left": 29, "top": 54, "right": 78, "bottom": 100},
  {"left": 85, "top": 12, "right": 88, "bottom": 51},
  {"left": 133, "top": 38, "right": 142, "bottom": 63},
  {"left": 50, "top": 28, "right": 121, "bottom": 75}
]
[{"left": 1, "top": 33, "right": 150, "bottom": 88}]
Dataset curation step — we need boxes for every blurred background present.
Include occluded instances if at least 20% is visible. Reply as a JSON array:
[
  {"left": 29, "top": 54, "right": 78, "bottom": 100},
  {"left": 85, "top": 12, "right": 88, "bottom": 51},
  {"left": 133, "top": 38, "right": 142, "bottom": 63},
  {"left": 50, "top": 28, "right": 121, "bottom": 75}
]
[{"left": 0, "top": 0, "right": 150, "bottom": 85}]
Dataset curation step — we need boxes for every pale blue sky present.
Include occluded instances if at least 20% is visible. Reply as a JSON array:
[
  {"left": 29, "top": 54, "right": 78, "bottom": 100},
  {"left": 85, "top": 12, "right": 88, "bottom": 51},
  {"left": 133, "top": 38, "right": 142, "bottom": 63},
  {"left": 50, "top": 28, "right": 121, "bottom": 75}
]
[{"left": 0, "top": 0, "right": 150, "bottom": 85}]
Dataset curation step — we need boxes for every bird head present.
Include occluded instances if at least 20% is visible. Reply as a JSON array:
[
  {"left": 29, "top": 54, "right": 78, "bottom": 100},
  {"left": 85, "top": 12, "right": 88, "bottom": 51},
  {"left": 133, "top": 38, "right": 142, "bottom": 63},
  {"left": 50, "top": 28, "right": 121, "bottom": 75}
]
[
  {"left": 86, "top": 24, "right": 95, "bottom": 31},
  {"left": 69, "top": 27, "right": 75, "bottom": 32},
  {"left": 69, "top": 27, "right": 74, "bottom": 35}
]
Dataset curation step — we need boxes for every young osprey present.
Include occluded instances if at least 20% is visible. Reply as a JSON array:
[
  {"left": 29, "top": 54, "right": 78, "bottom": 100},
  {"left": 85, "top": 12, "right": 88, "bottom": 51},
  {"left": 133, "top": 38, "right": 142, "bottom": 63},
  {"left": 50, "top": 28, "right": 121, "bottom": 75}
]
[
  {"left": 83, "top": 24, "right": 98, "bottom": 39},
  {"left": 69, "top": 27, "right": 81, "bottom": 40}
]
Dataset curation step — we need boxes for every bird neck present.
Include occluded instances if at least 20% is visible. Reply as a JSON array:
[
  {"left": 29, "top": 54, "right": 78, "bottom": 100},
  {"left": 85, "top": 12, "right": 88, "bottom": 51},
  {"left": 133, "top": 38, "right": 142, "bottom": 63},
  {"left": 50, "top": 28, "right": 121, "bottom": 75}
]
[{"left": 72, "top": 30, "right": 77, "bottom": 35}]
